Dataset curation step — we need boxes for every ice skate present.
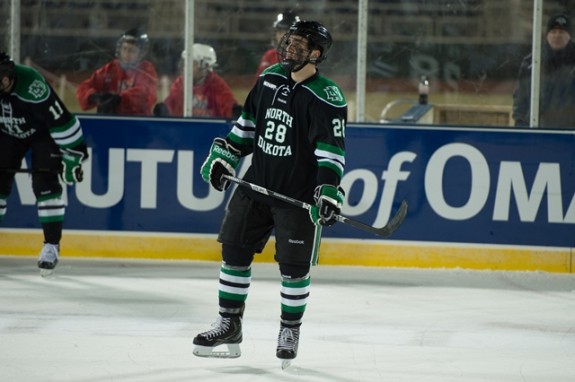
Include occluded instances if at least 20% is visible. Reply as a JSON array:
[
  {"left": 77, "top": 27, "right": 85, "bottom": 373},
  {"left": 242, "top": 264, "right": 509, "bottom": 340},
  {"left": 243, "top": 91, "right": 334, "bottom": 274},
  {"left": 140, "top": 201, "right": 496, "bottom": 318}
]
[
  {"left": 37, "top": 243, "right": 59, "bottom": 277},
  {"left": 277, "top": 325, "right": 300, "bottom": 369},
  {"left": 193, "top": 315, "right": 242, "bottom": 358}
]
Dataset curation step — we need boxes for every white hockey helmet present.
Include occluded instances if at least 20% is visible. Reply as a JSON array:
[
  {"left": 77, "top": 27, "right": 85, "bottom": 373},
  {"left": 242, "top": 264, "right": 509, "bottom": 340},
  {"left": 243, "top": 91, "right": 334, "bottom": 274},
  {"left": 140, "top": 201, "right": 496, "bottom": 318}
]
[
  {"left": 273, "top": 10, "right": 300, "bottom": 31},
  {"left": 182, "top": 43, "right": 217, "bottom": 70}
]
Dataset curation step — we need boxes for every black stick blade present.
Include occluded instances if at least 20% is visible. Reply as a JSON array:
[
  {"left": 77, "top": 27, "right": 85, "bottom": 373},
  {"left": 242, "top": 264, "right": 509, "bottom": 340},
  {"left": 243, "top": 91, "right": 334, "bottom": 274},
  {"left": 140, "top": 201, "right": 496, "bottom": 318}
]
[{"left": 337, "top": 200, "right": 408, "bottom": 237}]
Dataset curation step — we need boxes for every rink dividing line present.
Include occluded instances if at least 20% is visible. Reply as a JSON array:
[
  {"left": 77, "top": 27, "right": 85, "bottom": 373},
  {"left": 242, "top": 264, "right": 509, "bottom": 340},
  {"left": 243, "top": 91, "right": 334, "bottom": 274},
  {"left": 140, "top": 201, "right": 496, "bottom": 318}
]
[{"left": 0, "top": 228, "right": 572, "bottom": 273}]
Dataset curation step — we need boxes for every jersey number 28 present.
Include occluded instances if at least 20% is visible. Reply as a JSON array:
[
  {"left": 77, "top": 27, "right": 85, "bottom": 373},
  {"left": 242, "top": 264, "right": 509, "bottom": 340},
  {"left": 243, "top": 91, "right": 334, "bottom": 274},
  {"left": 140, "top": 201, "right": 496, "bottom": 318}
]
[{"left": 333, "top": 118, "right": 345, "bottom": 137}]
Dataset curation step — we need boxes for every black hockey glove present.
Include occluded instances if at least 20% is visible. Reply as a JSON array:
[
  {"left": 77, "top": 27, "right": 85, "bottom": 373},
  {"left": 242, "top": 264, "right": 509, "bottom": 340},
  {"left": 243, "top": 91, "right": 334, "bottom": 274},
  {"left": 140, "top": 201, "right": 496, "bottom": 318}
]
[
  {"left": 60, "top": 147, "right": 87, "bottom": 185},
  {"left": 200, "top": 138, "right": 241, "bottom": 191},
  {"left": 153, "top": 102, "right": 170, "bottom": 116},
  {"left": 87, "top": 92, "right": 102, "bottom": 105},
  {"left": 309, "top": 185, "right": 345, "bottom": 226},
  {"left": 96, "top": 93, "right": 121, "bottom": 114}
]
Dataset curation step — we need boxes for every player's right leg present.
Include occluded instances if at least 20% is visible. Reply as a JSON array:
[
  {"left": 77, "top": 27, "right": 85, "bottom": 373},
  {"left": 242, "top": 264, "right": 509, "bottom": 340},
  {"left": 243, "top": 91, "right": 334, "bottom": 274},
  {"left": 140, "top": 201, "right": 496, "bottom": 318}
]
[
  {"left": 275, "top": 270, "right": 309, "bottom": 369},
  {"left": 192, "top": 190, "right": 272, "bottom": 358},
  {"left": 31, "top": 135, "right": 64, "bottom": 276},
  {"left": 192, "top": 259, "right": 250, "bottom": 358},
  {"left": 273, "top": 206, "right": 316, "bottom": 368},
  {"left": 192, "top": 301, "right": 245, "bottom": 359}
]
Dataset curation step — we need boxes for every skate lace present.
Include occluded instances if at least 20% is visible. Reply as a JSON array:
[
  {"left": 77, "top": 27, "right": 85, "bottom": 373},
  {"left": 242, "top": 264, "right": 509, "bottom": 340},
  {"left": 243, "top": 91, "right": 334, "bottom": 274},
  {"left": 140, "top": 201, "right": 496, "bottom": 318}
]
[
  {"left": 201, "top": 316, "right": 231, "bottom": 340},
  {"left": 277, "top": 327, "right": 299, "bottom": 351}
]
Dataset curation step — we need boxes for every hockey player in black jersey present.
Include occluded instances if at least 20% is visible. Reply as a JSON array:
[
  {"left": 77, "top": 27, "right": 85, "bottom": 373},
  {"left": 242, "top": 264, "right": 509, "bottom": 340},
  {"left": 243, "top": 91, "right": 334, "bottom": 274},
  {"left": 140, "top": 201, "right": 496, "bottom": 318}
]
[
  {"left": 195, "top": 21, "right": 347, "bottom": 368},
  {"left": 0, "top": 52, "right": 88, "bottom": 276}
]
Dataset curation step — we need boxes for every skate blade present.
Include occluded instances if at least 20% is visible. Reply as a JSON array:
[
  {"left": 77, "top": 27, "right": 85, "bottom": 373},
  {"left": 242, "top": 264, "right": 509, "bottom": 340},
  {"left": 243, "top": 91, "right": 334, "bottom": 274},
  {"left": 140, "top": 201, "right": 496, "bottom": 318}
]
[
  {"left": 40, "top": 268, "right": 56, "bottom": 278},
  {"left": 193, "top": 344, "right": 241, "bottom": 359},
  {"left": 281, "top": 359, "right": 292, "bottom": 370}
]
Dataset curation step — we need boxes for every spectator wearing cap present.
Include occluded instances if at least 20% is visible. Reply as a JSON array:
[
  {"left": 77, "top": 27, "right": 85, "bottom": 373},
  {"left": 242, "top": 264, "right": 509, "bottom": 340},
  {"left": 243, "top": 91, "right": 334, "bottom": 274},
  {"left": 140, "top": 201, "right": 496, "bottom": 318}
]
[{"left": 513, "top": 14, "right": 575, "bottom": 128}]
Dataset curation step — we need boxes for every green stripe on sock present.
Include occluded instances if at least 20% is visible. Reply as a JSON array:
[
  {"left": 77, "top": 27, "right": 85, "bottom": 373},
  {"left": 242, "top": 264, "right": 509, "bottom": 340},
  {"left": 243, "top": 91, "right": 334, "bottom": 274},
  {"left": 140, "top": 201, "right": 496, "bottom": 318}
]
[
  {"left": 281, "top": 277, "right": 311, "bottom": 289},
  {"left": 221, "top": 266, "right": 252, "bottom": 278},
  {"left": 281, "top": 304, "right": 306, "bottom": 314}
]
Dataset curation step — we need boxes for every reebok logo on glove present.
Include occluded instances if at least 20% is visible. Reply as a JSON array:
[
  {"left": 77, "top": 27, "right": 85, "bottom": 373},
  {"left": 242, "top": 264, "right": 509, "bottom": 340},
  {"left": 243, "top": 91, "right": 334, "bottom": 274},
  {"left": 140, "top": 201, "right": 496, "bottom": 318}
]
[
  {"left": 201, "top": 137, "right": 242, "bottom": 191},
  {"left": 213, "top": 145, "right": 240, "bottom": 163}
]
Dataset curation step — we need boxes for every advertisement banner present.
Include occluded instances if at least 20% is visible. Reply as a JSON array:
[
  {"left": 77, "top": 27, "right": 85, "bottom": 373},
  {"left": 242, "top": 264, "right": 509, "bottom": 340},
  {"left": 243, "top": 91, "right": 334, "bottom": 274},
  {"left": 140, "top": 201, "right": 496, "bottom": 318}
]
[{"left": 3, "top": 116, "right": 574, "bottom": 248}]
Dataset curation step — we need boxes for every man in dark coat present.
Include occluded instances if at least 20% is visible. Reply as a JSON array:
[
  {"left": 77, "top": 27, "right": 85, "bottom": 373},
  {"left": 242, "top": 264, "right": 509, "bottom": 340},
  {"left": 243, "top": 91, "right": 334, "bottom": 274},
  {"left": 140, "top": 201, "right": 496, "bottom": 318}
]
[{"left": 513, "top": 14, "right": 575, "bottom": 129}]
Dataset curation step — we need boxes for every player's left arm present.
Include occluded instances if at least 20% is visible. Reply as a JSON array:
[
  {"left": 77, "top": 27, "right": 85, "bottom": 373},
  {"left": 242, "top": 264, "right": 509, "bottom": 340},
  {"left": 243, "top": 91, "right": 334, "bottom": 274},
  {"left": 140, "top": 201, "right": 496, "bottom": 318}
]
[
  {"left": 312, "top": 89, "right": 347, "bottom": 185},
  {"left": 44, "top": 88, "right": 89, "bottom": 184},
  {"left": 309, "top": 98, "right": 347, "bottom": 226}
]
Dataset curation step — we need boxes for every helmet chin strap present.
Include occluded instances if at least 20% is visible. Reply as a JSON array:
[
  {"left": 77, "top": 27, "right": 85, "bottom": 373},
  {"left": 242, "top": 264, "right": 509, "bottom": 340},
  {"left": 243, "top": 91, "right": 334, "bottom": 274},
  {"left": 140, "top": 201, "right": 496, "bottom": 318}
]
[
  {"left": 280, "top": 59, "right": 305, "bottom": 73},
  {"left": 280, "top": 51, "right": 313, "bottom": 73}
]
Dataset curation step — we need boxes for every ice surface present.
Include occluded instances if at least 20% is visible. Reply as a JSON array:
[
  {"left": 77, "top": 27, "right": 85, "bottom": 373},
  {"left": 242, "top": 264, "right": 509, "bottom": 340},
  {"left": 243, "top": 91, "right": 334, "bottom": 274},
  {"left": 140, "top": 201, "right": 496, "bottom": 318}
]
[{"left": 1, "top": 256, "right": 574, "bottom": 382}]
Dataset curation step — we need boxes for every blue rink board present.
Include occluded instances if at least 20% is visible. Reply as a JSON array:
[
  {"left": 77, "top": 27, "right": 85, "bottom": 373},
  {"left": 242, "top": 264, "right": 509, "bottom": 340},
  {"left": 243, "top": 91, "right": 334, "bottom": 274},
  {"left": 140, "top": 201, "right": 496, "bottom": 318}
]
[{"left": 3, "top": 115, "right": 574, "bottom": 248}]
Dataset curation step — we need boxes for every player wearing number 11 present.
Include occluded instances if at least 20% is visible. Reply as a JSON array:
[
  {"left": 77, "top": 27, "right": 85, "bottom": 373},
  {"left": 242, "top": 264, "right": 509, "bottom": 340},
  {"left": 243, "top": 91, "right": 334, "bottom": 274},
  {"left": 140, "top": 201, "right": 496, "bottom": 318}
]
[
  {"left": 195, "top": 21, "right": 346, "bottom": 367},
  {"left": 0, "top": 52, "right": 88, "bottom": 276}
]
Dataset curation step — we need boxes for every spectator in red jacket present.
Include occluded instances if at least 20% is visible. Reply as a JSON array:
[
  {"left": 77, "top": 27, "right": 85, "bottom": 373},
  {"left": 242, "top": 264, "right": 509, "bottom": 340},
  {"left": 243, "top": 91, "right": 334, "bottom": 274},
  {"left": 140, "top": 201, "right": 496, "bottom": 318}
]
[
  {"left": 76, "top": 27, "right": 158, "bottom": 116},
  {"left": 255, "top": 10, "right": 300, "bottom": 79},
  {"left": 154, "top": 44, "right": 241, "bottom": 119}
]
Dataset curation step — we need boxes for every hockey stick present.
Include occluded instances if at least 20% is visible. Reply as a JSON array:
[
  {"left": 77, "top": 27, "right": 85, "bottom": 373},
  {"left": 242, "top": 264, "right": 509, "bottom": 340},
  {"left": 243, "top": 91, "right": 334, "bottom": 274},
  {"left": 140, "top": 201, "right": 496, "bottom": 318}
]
[
  {"left": 0, "top": 154, "right": 64, "bottom": 174},
  {"left": 0, "top": 167, "right": 58, "bottom": 174},
  {"left": 223, "top": 175, "right": 408, "bottom": 238}
]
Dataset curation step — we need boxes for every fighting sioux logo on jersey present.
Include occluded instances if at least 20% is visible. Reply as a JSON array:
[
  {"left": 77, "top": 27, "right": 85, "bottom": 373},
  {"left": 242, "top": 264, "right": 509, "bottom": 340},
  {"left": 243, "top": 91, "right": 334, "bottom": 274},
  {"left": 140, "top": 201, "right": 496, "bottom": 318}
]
[
  {"left": 324, "top": 86, "right": 343, "bottom": 102},
  {"left": 0, "top": 101, "right": 33, "bottom": 138},
  {"left": 27, "top": 79, "right": 49, "bottom": 99}
]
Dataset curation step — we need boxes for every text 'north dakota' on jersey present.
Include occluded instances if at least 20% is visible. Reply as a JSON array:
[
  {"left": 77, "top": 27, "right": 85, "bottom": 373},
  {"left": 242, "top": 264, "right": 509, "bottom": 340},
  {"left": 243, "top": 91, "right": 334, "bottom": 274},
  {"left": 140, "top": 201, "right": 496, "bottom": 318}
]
[{"left": 228, "top": 64, "right": 347, "bottom": 205}]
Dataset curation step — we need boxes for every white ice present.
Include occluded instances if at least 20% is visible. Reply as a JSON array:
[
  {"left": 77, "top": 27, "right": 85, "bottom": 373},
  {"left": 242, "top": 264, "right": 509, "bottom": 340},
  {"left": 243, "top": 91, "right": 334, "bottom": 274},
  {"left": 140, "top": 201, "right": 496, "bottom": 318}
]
[{"left": 1, "top": 256, "right": 574, "bottom": 382}]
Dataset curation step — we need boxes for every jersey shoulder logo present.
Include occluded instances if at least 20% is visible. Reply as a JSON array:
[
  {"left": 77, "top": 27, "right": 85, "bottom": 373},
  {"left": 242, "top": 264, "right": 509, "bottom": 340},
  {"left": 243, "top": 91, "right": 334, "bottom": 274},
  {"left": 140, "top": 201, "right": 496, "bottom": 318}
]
[
  {"left": 303, "top": 76, "right": 346, "bottom": 107},
  {"left": 28, "top": 79, "right": 48, "bottom": 99},
  {"left": 324, "top": 86, "right": 344, "bottom": 103}
]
